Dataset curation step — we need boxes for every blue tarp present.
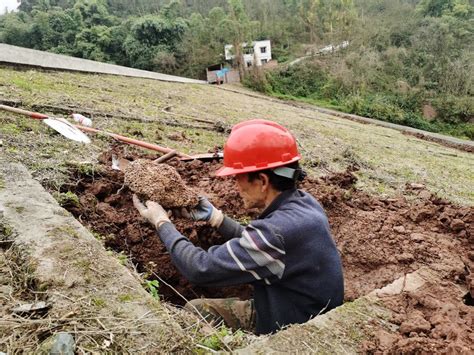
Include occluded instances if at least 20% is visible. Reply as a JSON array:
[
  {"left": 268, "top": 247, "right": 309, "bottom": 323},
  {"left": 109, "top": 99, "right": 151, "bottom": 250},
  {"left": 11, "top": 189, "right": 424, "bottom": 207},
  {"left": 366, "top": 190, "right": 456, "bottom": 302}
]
[{"left": 216, "top": 68, "right": 230, "bottom": 78}]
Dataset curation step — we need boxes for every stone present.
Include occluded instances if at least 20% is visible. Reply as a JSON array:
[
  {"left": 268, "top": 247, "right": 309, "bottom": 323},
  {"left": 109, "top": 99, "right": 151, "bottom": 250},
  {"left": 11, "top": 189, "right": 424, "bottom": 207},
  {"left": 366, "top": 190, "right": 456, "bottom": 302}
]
[
  {"left": 418, "top": 190, "right": 432, "bottom": 200},
  {"left": 11, "top": 301, "right": 50, "bottom": 314},
  {"left": 450, "top": 219, "right": 465, "bottom": 232},
  {"left": 410, "top": 233, "right": 425, "bottom": 242},
  {"left": 39, "top": 332, "right": 75, "bottom": 355},
  {"left": 409, "top": 183, "right": 425, "bottom": 190},
  {"left": 0, "top": 285, "right": 12, "bottom": 297},
  {"left": 397, "top": 253, "right": 414, "bottom": 262},
  {"left": 393, "top": 225, "right": 406, "bottom": 234},
  {"left": 399, "top": 311, "right": 431, "bottom": 334}
]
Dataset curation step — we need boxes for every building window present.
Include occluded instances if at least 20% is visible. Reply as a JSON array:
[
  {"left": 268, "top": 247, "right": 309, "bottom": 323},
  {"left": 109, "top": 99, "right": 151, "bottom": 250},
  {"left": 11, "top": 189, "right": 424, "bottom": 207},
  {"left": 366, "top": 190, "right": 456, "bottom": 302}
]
[
  {"left": 243, "top": 46, "right": 254, "bottom": 55},
  {"left": 260, "top": 47, "right": 267, "bottom": 53},
  {"left": 261, "top": 59, "right": 268, "bottom": 64}
]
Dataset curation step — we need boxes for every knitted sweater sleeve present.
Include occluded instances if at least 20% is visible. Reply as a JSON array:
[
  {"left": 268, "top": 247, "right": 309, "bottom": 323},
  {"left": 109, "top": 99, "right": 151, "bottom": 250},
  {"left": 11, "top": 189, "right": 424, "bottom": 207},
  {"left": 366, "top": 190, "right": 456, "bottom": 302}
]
[{"left": 157, "top": 220, "right": 286, "bottom": 287}]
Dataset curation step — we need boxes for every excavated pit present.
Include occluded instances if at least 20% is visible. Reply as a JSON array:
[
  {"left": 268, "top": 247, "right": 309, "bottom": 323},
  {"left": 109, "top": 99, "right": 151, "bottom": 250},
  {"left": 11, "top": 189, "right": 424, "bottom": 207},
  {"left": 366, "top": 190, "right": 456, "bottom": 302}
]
[{"left": 62, "top": 148, "right": 473, "bottom": 352}]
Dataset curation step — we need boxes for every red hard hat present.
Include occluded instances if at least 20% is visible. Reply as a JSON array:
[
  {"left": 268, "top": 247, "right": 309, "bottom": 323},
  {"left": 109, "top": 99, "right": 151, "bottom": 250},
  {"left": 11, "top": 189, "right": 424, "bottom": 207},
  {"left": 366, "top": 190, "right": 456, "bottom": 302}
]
[{"left": 215, "top": 119, "right": 301, "bottom": 177}]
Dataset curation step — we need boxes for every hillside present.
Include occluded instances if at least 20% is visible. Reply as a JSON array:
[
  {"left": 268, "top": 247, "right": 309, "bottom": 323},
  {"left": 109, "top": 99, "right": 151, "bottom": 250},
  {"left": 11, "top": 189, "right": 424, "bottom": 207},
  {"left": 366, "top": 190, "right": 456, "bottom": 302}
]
[
  {"left": 0, "top": 65, "right": 473, "bottom": 352},
  {"left": 1, "top": 0, "right": 472, "bottom": 139}
]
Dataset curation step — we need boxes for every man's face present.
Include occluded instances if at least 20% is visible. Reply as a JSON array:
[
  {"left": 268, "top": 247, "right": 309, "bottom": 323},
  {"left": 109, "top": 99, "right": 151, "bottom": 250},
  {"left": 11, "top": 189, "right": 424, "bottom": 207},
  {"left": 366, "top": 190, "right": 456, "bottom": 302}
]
[{"left": 234, "top": 173, "right": 266, "bottom": 209}]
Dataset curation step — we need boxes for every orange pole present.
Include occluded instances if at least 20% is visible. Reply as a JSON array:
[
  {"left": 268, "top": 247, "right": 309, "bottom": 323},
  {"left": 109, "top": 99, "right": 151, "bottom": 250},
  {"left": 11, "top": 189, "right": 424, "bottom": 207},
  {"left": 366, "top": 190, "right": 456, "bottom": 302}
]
[
  {"left": 0, "top": 104, "right": 193, "bottom": 159},
  {"left": 0, "top": 104, "right": 48, "bottom": 119},
  {"left": 76, "top": 125, "right": 192, "bottom": 159}
]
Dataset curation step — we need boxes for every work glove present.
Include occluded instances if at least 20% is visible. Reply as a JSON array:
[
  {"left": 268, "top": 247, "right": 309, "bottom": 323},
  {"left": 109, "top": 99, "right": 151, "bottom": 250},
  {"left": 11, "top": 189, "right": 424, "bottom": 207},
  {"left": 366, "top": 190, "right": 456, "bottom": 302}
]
[
  {"left": 188, "top": 196, "right": 224, "bottom": 228},
  {"left": 133, "top": 194, "right": 170, "bottom": 229}
]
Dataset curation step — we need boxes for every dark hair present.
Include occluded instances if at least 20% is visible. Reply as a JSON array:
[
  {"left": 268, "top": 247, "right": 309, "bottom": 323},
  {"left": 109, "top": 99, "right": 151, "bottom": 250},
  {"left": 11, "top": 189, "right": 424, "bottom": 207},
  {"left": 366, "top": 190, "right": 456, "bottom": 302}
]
[{"left": 247, "top": 161, "right": 306, "bottom": 192}]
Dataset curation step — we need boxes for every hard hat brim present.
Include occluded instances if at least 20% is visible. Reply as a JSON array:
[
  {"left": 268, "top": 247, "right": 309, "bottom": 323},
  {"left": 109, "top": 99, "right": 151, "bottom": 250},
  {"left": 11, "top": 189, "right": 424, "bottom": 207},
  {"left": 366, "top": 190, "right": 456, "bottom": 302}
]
[{"left": 215, "top": 155, "right": 301, "bottom": 177}]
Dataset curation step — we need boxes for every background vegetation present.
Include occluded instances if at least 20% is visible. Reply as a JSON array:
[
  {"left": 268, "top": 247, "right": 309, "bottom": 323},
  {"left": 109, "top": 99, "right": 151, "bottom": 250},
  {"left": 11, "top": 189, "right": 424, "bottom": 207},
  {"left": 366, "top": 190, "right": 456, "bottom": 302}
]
[{"left": 0, "top": 0, "right": 473, "bottom": 138}]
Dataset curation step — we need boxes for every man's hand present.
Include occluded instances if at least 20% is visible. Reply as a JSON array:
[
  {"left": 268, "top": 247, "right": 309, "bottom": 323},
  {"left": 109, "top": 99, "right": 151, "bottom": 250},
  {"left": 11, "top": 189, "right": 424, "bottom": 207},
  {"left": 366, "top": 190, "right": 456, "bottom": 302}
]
[
  {"left": 188, "top": 196, "right": 224, "bottom": 228},
  {"left": 133, "top": 194, "right": 170, "bottom": 229}
]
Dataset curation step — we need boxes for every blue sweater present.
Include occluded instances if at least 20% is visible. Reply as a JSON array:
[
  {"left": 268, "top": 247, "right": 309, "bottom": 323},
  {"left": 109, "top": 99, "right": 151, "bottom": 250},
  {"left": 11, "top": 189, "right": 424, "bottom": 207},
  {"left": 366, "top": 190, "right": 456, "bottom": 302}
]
[{"left": 157, "top": 188, "right": 344, "bottom": 334}]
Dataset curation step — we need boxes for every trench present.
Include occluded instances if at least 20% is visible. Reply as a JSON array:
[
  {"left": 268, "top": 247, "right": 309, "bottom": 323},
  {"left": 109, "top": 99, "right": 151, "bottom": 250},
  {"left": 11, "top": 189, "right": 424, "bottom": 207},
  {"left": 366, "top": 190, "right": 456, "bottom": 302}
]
[{"left": 60, "top": 147, "right": 473, "bottom": 351}]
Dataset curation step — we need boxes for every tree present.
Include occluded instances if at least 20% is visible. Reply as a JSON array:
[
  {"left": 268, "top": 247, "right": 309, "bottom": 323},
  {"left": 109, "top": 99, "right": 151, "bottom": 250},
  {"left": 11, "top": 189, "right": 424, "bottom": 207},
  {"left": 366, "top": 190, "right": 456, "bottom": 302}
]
[
  {"left": 416, "top": 0, "right": 472, "bottom": 18},
  {"left": 123, "top": 14, "right": 187, "bottom": 72},
  {"left": 218, "top": 0, "right": 258, "bottom": 79}
]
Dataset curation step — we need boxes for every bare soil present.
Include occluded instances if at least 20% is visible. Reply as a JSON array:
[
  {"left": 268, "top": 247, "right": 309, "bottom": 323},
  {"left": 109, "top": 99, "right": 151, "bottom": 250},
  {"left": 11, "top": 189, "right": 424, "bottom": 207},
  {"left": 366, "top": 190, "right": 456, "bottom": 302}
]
[{"left": 63, "top": 148, "right": 473, "bottom": 352}]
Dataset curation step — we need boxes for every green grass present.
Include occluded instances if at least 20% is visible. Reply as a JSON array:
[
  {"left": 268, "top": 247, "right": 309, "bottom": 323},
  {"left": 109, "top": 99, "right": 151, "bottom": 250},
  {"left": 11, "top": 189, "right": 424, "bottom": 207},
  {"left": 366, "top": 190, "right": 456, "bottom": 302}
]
[
  {"left": 0, "top": 66, "right": 472, "bottom": 205},
  {"left": 54, "top": 191, "right": 80, "bottom": 208}
]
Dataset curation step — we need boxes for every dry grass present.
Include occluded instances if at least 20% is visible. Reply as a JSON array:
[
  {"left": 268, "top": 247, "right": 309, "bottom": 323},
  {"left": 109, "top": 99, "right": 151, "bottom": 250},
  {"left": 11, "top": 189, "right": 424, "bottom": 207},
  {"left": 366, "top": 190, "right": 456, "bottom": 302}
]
[
  {"left": 0, "top": 220, "right": 253, "bottom": 353},
  {"left": 1, "top": 66, "right": 472, "bottom": 205}
]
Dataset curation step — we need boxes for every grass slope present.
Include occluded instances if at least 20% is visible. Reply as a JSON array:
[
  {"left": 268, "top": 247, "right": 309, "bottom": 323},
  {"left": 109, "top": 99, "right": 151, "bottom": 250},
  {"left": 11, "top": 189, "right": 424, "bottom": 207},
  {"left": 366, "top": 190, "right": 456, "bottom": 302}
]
[{"left": 0, "top": 66, "right": 473, "bottom": 205}]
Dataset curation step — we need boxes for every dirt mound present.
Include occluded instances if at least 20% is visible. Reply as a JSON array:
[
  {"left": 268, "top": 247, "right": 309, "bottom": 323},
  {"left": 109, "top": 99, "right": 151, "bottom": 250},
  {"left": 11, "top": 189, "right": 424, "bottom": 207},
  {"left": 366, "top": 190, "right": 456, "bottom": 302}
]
[
  {"left": 62, "top": 148, "right": 472, "bottom": 350},
  {"left": 300, "top": 173, "right": 473, "bottom": 353},
  {"left": 364, "top": 272, "right": 474, "bottom": 353},
  {"left": 124, "top": 159, "right": 198, "bottom": 208}
]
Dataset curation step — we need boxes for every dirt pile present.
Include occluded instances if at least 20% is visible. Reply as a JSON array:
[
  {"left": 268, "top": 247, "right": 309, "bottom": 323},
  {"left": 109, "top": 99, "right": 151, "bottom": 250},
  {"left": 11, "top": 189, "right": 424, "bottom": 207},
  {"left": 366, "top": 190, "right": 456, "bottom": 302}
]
[
  {"left": 124, "top": 159, "right": 198, "bottom": 208},
  {"left": 62, "top": 148, "right": 472, "bottom": 351},
  {"left": 364, "top": 270, "right": 474, "bottom": 353}
]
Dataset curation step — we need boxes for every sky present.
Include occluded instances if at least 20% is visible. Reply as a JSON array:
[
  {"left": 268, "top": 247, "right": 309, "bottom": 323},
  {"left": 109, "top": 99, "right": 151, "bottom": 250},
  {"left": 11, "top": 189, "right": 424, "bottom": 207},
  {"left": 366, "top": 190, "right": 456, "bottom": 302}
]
[{"left": 0, "top": 0, "right": 20, "bottom": 14}]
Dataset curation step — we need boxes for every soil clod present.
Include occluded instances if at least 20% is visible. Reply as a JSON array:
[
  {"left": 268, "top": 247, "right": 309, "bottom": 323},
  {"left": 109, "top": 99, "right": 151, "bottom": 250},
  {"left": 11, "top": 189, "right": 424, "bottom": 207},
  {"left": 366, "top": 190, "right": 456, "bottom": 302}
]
[{"left": 124, "top": 159, "right": 199, "bottom": 209}]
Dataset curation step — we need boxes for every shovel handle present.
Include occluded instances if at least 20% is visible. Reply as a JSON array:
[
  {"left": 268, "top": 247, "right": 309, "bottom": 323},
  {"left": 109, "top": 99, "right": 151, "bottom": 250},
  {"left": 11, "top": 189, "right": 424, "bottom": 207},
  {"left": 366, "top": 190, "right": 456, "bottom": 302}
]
[
  {"left": 0, "top": 104, "right": 193, "bottom": 158},
  {"left": 0, "top": 104, "right": 48, "bottom": 119},
  {"left": 154, "top": 150, "right": 177, "bottom": 163},
  {"left": 76, "top": 125, "right": 192, "bottom": 159}
]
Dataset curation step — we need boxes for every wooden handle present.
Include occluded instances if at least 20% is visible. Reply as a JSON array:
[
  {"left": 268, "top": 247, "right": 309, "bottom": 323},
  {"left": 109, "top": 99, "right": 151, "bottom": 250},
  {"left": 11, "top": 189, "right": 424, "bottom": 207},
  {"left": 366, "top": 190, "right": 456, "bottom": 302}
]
[
  {"left": 154, "top": 150, "right": 177, "bottom": 163},
  {"left": 76, "top": 125, "right": 192, "bottom": 159},
  {"left": 0, "top": 104, "right": 48, "bottom": 119}
]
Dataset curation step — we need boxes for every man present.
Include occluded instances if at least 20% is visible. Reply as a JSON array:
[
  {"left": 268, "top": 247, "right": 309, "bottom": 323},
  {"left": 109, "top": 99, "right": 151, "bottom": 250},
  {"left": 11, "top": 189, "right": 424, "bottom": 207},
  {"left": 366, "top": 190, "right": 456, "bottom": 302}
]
[{"left": 134, "top": 119, "right": 344, "bottom": 335}]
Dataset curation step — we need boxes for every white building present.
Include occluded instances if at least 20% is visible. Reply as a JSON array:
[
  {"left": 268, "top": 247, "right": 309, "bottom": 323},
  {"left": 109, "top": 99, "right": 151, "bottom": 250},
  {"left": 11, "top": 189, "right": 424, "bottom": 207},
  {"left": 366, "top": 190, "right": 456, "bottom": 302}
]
[{"left": 224, "top": 40, "right": 272, "bottom": 67}]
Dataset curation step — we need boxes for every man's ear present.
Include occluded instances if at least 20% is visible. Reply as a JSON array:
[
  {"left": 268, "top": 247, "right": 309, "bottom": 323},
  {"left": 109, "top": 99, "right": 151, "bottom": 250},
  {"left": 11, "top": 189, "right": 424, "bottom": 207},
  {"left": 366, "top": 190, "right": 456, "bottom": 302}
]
[{"left": 259, "top": 173, "right": 269, "bottom": 192}]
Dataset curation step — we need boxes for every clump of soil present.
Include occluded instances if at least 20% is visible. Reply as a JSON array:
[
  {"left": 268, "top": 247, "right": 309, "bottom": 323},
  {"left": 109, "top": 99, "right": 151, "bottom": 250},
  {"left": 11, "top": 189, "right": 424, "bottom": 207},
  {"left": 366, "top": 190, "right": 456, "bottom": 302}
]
[
  {"left": 124, "top": 159, "right": 198, "bottom": 209},
  {"left": 63, "top": 147, "right": 473, "bottom": 352}
]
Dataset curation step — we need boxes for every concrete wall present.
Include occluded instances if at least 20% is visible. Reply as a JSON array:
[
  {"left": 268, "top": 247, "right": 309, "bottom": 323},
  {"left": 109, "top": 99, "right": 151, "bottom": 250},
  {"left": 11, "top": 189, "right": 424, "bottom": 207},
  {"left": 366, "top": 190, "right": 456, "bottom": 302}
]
[
  {"left": 207, "top": 69, "right": 240, "bottom": 84},
  {"left": 0, "top": 44, "right": 206, "bottom": 84}
]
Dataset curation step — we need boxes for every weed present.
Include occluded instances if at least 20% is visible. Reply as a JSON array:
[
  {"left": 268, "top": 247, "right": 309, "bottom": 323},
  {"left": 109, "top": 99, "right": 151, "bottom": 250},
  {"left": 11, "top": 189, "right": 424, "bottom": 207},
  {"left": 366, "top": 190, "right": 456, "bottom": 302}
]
[
  {"left": 116, "top": 251, "right": 128, "bottom": 265},
  {"left": 92, "top": 231, "right": 105, "bottom": 241},
  {"left": 92, "top": 297, "right": 106, "bottom": 308},
  {"left": 145, "top": 279, "right": 160, "bottom": 300},
  {"left": 49, "top": 225, "right": 80, "bottom": 239},
  {"left": 15, "top": 206, "right": 25, "bottom": 214},
  {"left": 54, "top": 191, "right": 80, "bottom": 208},
  {"left": 74, "top": 258, "right": 92, "bottom": 270},
  {"left": 118, "top": 294, "right": 133, "bottom": 302},
  {"left": 0, "top": 177, "right": 4, "bottom": 189},
  {"left": 76, "top": 162, "right": 102, "bottom": 177},
  {"left": 0, "top": 222, "right": 14, "bottom": 239},
  {"left": 0, "top": 123, "right": 23, "bottom": 135},
  {"left": 3, "top": 244, "right": 42, "bottom": 300},
  {"left": 198, "top": 326, "right": 244, "bottom": 351},
  {"left": 237, "top": 216, "right": 252, "bottom": 225}
]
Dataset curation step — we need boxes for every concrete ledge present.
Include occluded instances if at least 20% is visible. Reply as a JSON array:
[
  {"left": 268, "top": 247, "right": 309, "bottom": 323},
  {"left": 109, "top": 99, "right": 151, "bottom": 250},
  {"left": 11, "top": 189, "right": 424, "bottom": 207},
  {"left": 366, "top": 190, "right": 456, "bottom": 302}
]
[
  {"left": 0, "top": 160, "right": 191, "bottom": 351},
  {"left": 0, "top": 44, "right": 206, "bottom": 84}
]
